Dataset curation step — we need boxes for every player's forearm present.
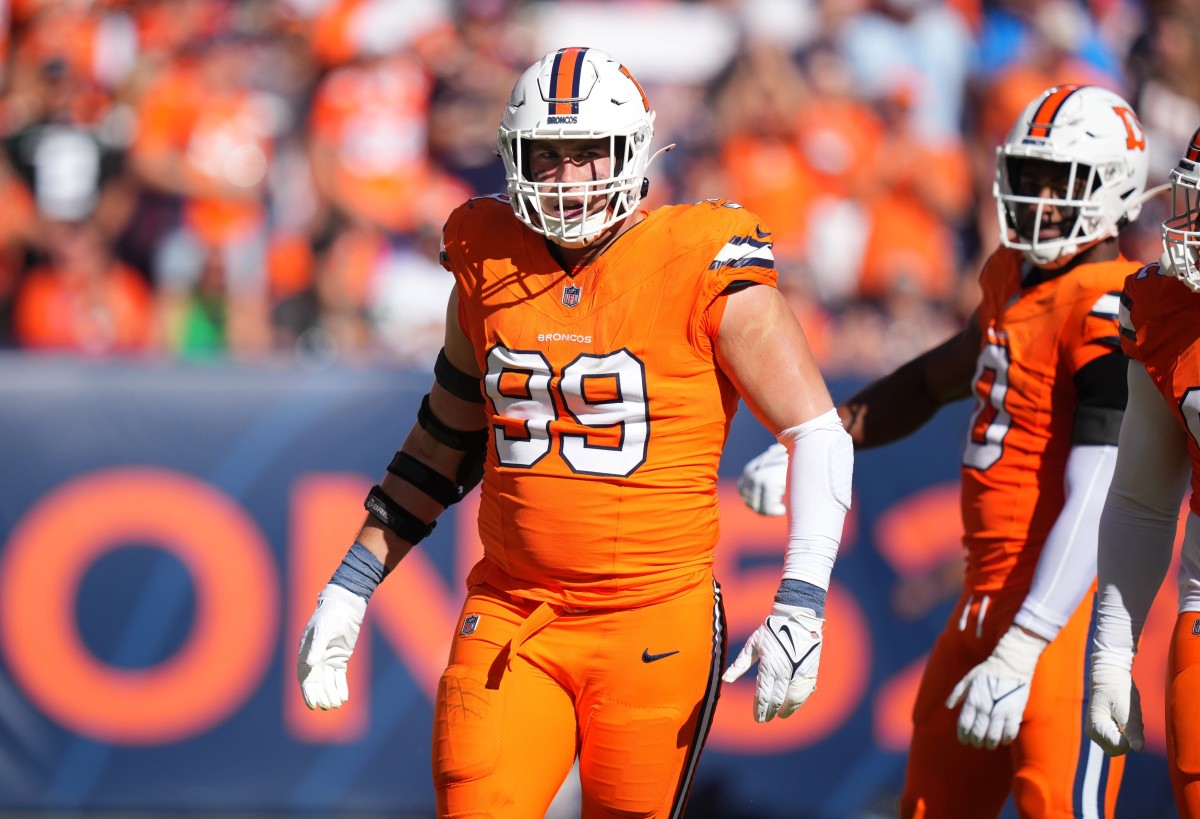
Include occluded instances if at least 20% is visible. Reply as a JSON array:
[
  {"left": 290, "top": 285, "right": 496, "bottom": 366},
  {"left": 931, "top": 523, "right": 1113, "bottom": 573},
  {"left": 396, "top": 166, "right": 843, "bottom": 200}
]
[
  {"left": 1014, "top": 444, "right": 1115, "bottom": 641},
  {"left": 1094, "top": 363, "right": 1190, "bottom": 661},
  {"left": 839, "top": 327, "right": 976, "bottom": 449},
  {"left": 1094, "top": 491, "right": 1180, "bottom": 664},
  {"left": 839, "top": 366, "right": 943, "bottom": 449},
  {"left": 777, "top": 408, "right": 854, "bottom": 605}
]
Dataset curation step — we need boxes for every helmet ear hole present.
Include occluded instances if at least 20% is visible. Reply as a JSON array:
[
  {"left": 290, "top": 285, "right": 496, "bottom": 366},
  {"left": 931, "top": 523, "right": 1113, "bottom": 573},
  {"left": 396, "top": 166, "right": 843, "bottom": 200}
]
[{"left": 640, "top": 178, "right": 649, "bottom": 199}]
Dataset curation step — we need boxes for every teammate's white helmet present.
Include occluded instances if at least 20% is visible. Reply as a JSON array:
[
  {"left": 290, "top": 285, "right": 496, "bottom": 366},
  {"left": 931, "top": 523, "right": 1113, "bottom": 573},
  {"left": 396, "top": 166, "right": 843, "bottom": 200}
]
[
  {"left": 1161, "top": 127, "right": 1200, "bottom": 292},
  {"left": 994, "top": 84, "right": 1149, "bottom": 268},
  {"left": 497, "top": 47, "right": 657, "bottom": 248}
]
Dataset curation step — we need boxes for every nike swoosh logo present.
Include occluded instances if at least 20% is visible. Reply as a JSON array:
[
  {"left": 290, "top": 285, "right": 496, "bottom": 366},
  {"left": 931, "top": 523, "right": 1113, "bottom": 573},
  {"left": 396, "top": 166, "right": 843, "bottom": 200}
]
[
  {"left": 772, "top": 626, "right": 804, "bottom": 674},
  {"left": 642, "top": 649, "right": 680, "bottom": 663},
  {"left": 755, "top": 225, "right": 770, "bottom": 239}
]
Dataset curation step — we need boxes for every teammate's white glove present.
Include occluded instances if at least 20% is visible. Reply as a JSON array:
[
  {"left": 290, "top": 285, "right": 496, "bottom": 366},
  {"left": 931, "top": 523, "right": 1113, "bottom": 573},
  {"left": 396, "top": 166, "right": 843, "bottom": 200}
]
[
  {"left": 1086, "top": 663, "right": 1144, "bottom": 755},
  {"left": 947, "top": 625, "right": 1048, "bottom": 749},
  {"left": 722, "top": 603, "right": 823, "bottom": 722},
  {"left": 297, "top": 583, "right": 367, "bottom": 710},
  {"left": 738, "top": 443, "right": 789, "bottom": 516}
]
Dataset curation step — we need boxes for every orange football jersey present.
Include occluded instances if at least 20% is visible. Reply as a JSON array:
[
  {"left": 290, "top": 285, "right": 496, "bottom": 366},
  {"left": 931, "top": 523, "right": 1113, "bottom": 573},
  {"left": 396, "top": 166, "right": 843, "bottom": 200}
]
[
  {"left": 1118, "top": 262, "right": 1200, "bottom": 517},
  {"left": 441, "top": 196, "right": 777, "bottom": 609},
  {"left": 960, "top": 247, "right": 1137, "bottom": 593}
]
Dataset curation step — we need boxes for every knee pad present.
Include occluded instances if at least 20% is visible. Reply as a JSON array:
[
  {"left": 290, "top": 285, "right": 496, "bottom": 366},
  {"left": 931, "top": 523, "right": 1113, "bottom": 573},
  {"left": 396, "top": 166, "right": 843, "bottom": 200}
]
[
  {"left": 1011, "top": 769, "right": 1052, "bottom": 819},
  {"left": 580, "top": 704, "right": 682, "bottom": 817}
]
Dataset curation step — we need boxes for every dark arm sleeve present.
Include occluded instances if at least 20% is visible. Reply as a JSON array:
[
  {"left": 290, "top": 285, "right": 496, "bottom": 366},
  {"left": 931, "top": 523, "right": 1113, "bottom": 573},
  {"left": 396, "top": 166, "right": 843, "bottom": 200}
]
[{"left": 1072, "top": 351, "right": 1128, "bottom": 445}]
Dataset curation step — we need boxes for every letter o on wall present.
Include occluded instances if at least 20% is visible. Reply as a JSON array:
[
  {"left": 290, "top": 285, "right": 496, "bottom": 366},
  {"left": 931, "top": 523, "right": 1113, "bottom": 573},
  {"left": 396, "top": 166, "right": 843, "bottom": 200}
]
[{"left": 0, "top": 468, "right": 278, "bottom": 744}]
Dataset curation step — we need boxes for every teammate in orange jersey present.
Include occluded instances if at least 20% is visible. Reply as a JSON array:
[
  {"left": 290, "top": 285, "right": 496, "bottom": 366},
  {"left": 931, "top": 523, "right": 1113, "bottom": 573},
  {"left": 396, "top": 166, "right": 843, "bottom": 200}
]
[
  {"left": 1087, "top": 126, "right": 1200, "bottom": 819},
  {"left": 295, "top": 47, "right": 853, "bottom": 818},
  {"left": 738, "top": 84, "right": 1152, "bottom": 817}
]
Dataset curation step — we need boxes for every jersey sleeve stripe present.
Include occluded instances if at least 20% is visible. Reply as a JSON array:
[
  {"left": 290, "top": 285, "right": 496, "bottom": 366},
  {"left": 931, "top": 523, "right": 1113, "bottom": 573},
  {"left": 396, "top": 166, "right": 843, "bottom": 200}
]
[
  {"left": 709, "top": 235, "right": 775, "bottom": 271},
  {"left": 1088, "top": 291, "right": 1121, "bottom": 319}
]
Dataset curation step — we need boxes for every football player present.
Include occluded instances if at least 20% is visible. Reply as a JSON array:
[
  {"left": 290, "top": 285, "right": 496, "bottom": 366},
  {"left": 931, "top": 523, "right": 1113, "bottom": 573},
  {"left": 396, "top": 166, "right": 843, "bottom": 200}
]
[
  {"left": 296, "top": 47, "right": 852, "bottom": 818},
  {"left": 738, "top": 84, "right": 1151, "bottom": 817},
  {"left": 1087, "top": 125, "right": 1200, "bottom": 818}
]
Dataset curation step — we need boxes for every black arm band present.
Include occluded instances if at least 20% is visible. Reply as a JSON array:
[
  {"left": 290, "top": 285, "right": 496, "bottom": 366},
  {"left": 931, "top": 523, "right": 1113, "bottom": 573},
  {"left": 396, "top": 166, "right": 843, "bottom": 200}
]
[
  {"left": 435, "top": 348, "right": 486, "bottom": 403},
  {"left": 364, "top": 485, "right": 436, "bottom": 544},
  {"left": 387, "top": 451, "right": 462, "bottom": 507},
  {"left": 418, "top": 394, "right": 489, "bottom": 451}
]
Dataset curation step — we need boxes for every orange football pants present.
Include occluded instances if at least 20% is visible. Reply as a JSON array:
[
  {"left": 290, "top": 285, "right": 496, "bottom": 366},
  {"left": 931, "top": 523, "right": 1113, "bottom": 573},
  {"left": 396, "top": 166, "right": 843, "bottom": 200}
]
[
  {"left": 1168, "top": 611, "right": 1200, "bottom": 818},
  {"left": 432, "top": 577, "right": 727, "bottom": 818},
  {"left": 900, "top": 588, "right": 1124, "bottom": 818}
]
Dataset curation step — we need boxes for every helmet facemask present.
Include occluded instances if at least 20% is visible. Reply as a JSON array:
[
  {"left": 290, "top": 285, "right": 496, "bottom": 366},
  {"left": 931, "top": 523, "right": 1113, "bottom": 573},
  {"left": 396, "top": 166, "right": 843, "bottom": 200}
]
[
  {"left": 1161, "top": 166, "right": 1200, "bottom": 292},
  {"left": 996, "top": 155, "right": 1106, "bottom": 267},
  {"left": 497, "top": 47, "right": 664, "bottom": 248},
  {"left": 500, "top": 129, "right": 652, "bottom": 248},
  {"left": 993, "top": 84, "right": 1149, "bottom": 269}
]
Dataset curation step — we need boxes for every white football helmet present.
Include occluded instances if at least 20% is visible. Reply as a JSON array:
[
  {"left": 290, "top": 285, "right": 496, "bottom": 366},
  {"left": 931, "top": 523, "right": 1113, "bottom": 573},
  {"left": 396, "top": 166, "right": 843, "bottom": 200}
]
[
  {"left": 1161, "top": 127, "right": 1200, "bottom": 292},
  {"left": 497, "top": 47, "right": 664, "bottom": 248},
  {"left": 994, "top": 84, "right": 1149, "bottom": 268}
]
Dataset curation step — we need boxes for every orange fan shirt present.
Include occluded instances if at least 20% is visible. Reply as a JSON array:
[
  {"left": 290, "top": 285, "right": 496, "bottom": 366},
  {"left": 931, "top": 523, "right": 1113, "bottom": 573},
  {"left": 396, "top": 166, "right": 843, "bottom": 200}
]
[
  {"left": 442, "top": 197, "right": 777, "bottom": 609},
  {"left": 1118, "top": 262, "right": 1200, "bottom": 517},
  {"left": 959, "top": 247, "right": 1137, "bottom": 593}
]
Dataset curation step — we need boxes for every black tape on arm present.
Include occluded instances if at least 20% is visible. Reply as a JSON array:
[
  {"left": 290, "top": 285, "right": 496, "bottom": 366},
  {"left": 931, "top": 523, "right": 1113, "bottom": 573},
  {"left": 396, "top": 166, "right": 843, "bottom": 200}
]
[
  {"left": 435, "top": 348, "right": 486, "bottom": 403},
  {"left": 387, "top": 451, "right": 462, "bottom": 507},
  {"left": 415, "top": 394, "right": 489, "bottom": 500},
  {"left": 417, "top": 394, "right": 488, "bottom": 450},
  {"left": 364, "top": 485, "right": 436, "bottom": 544}
]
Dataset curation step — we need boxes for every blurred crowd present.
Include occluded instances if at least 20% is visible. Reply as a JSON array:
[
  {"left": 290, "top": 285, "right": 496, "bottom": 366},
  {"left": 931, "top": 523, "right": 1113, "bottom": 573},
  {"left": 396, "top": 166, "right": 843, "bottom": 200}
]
[{"left": 0, "top": 0, "right": 1194, "bottom": 374}]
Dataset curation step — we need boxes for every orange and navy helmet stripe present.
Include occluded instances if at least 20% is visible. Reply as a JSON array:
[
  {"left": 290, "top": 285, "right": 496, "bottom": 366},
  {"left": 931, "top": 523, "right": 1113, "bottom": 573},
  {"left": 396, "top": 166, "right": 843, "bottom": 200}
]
[
  {"left": 1027, "top": 85, "right": 1082, "bottom": 138},
  {"left": 1186, "top": 127, "right": 1200, "bottom": 163},
  {"left": 619, "top": 64, "right": 650, "bottom": 112},
  {"left": 548, "top": 46, "right": 588, "bottom": 116}
]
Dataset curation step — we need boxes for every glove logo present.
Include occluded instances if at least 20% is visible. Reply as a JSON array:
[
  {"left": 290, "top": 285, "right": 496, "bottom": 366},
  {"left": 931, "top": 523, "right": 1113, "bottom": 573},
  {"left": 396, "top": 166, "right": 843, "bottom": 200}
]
[
  {"left": 777, "top": 625, "right": 796, "bottom": 655},
  {"left": 642, "top": 648, "right": 680, "bottom": 663},
  {"left": 987, "top": 679, "right": 1027, "bottom": 706},
  {"left": 461, "top": 614, "right": 480, "bottom": 636}
]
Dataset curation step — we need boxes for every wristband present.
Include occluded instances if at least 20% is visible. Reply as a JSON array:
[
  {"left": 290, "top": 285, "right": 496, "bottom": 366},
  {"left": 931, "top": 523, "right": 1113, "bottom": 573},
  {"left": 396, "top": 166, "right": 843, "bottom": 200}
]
[
  {"left": 330, "top": 542, "right": 389, "bottom": 601},
  {"left": 774, "top": 578, "right": 826, "bottom": 618}
]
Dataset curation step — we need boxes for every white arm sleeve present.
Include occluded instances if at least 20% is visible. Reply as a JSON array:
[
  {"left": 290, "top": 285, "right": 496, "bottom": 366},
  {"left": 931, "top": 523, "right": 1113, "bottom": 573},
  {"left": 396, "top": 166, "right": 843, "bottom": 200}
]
[
  {"left": 1013, "top": 444, "right": 1116, "bottom": 641},
  {"left": 778, "top": 407, "right": 854, "bottom": 591},
  {"left": 1093, "top": 361, "right": 1190, "bottom": 668}
]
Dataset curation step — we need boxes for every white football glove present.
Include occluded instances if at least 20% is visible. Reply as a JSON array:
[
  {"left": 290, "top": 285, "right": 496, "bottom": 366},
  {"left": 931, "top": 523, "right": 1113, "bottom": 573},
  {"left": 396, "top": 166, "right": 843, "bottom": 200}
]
[
  {"left": 738, "top": 442, "right": 789, "bottom": 516},
  {"left": 1087, "top": 663, "right": 1145, "bottom": 755},
  {"left": 947, "top": 625, "right": 1047, "bottom": 749},
  {"left": 297, "top": 583, "right": 367, "bottom": 710},
  {"left": 722, "top": 603, "right": 823, "bottom": 722}
]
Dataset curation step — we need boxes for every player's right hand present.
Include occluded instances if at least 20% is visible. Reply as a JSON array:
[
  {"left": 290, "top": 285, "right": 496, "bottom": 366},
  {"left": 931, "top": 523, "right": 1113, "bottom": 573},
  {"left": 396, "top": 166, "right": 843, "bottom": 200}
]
[
  {"left": 297, "top": 583, "right": 367, "bottom": 710},
  {"left": 1086, "top": 663, "right": 1144, "bottom": 755},
  {"left": 737, "top": 442, "right": 788, "bottom": 516}
]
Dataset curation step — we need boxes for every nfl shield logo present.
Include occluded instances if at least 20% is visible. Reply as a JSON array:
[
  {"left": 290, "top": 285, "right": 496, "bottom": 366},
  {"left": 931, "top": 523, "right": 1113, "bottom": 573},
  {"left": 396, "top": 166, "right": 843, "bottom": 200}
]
[
  {"left": 562, "top": 284, "right": 581, "bottom": 308},
  {"left": 461, "top": 614, "right": 480, "bottom": 636}
]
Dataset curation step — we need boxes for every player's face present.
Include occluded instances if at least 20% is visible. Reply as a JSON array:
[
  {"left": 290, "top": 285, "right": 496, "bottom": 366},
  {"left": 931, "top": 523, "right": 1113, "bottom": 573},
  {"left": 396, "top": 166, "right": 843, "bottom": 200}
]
[
  {"left": 527, "top": 138, "right": 614, "bottom": 219},
  {"left": 1011, "top": 158, "right": 1088, "bottom": 240}
]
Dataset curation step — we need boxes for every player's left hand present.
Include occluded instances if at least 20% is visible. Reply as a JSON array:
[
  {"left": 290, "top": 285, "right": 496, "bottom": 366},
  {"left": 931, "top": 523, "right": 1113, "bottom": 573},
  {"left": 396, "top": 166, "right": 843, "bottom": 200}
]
[
  {"left": 947, "top": 625, "right": 1048, "bottom": 749},
  {"left": 722, "top": 603, "right": 823, "bottom": 722},
  {"left": 738, "top": 442, "right": 788, "bottom": 516}
]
